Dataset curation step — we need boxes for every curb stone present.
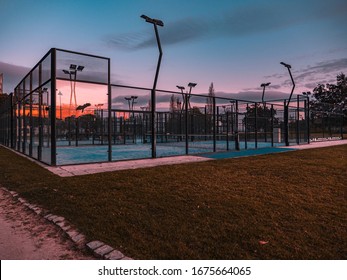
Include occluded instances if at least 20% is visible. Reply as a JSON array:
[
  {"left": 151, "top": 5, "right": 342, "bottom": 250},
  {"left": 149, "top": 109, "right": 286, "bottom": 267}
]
[
  {"left": 1, "top": 187, "right": 132, "bottom": 260},
  {"left": 94, "top": 245, "right": 114, "bottom": 258}
]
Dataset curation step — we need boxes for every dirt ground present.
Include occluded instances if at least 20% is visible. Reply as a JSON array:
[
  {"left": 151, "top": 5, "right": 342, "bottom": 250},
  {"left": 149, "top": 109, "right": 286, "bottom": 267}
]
[{"left": 0, "top": 188, "right": 95, "bottom": 260}]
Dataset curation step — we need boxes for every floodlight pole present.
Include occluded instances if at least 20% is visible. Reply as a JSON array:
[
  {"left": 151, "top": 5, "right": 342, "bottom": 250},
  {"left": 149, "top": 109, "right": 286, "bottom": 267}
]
[
  {"left": 176, "top": 86, "right": 185, "bottom": 113},
  {"left": 302, "top": 91, "right": 311, "bottom": 143},
  {"left": 125, "top": 97, "right": 132, "bottom": 111},
  {"left": 141, "top": 14, "right": 164, "bottom": 158},
  {"left": 280, "top": 62, "right": 295, "bottom": 107},
  {"left": 62, "top": 64, "right": 84, "bottom": 117},
  {"left": 58, "top": 91, "right": 63, "bottom": 120},
  {"left": 261, "top": 82, "right": 271, "bottom": 104},
  {"left": 261, "top": 82, "right": 270, "bottom": 143},
  {"left": 187, "top": 82, "right": 197, "bottom": 110},
  {"left": 280, "top": 62, "right": 295, "bottom": 146}
]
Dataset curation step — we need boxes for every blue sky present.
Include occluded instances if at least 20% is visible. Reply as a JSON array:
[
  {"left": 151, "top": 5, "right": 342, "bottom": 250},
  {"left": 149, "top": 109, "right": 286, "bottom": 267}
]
[{"left": 1, "top": 0, "right": 347, "bottom": 101}]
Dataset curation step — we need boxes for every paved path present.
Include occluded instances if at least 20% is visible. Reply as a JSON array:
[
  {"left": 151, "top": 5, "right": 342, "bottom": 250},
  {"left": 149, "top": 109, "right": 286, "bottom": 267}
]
[
  {"left": 46, "top": 155, "right": 213, "bottom": 177},
  {"left": 0, "top": 188, "right": 94, "bottom": 260},
  {"left": 281, "top": 139, "right": 347, "bottom": 150}
]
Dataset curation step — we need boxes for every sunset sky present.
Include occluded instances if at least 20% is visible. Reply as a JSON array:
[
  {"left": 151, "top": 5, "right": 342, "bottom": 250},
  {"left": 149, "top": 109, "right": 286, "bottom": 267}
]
[{"left": 1, "top": 0, "right": 347, "bottom": 103}]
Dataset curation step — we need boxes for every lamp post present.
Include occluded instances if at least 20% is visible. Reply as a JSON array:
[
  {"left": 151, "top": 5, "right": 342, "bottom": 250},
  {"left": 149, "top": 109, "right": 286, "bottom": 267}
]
[
  {"left": 176, "top": 86, "right": 185, "bottom": 113},
  {"left": 58, "top": 91, "right": 63, "bottom": 120},
  {"left": 124, "top": 97, "right": 132, "bottom": 111},
  {"left": 176, "top": 83, "right": 197, "bottom": 112},
  {"left": 125, "top": 96, "right": 138, "bottom": 118},
  {"left": 280, "top": 62, "right": 295, "bottom": 106},
  {"left": 130, "top": 95, "right": 138, "bottom": 112},
  {"left": 177, "top": 82, "right": 197, "bottom": 153},
  {"left": 141, "top": 14, "right": 164, "bottom": 158},
  {"left": 260, "top": 82, "right": 271, "bottom": 104},
  {"left": 280, "top": 62, "right": 295, "bottom": 146},
  {"left": 260, "top": 82, "right": 270, "bottom": 143},
  {"left": 187, "top": 82, "right": 197, "bottom": 110},
  {"left": 62, "top": 64, "right": 84, "bottom": 116},
  {"left": 302, "top": 91, "right": 311, "bottom": 143}
]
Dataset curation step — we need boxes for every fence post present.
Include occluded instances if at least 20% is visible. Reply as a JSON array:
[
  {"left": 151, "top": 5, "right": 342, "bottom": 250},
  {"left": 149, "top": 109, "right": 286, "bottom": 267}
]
[
  {"left": 51, "top": 48, "right": 57, "bottom": 165},
  {"left": 255, "top": 102, "right": 258, "bottom": 149},
  {"left": 185, "top": 94, "right": 188, "bottom": 155},
  {"left": 296, "top": 95, "right": 300, "bottom": 144},
  {"left": 226, "top": 111, "right": 229, "bottom": 150},
  {"left": 108, "top": 59, "right": 112, "bottom": 161},
  {"left": 284, "top": 100, "right": 289, "bottom": 146},
  {"left": 306, "top": 96, "right": 310, "bottom": 144},
  {"left": 235, "top": 100, "right": 240, "bottom": 150},
  {"left": 271, "top": 104, "right": 274, "bottom": 147},
  {"left": 213, "top": 96, "right": 216, "bottom": 152}
]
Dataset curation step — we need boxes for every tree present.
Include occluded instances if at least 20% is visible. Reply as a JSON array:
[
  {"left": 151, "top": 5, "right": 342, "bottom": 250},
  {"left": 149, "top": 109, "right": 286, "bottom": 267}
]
[
  {"left": 310, "top": 72, "right": 347, "bottom": 116},
  {"left": 169, "top": 94, "right": 180, "bottom": 113},
  {"left": 243, "top": 103, "right": 278, "bottom": 131},
  {"left": 206, "top": 82, "right": 215, "bottom": 115},
  {"left": 169, "top": 94, "right": 176, "bottom": 113}
]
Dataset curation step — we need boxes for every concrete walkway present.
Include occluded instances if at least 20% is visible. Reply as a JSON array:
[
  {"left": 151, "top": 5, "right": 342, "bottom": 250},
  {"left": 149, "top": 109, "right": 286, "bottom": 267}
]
[
  {"left": 46, "top": 155, "right": 213, "bottom": 177},
  {"left": 44, "top": 139, "right": 347, "bottom": 177}
]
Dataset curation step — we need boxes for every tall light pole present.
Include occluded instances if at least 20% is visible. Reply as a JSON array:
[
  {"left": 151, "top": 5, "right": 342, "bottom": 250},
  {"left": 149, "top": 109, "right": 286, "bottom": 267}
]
[
  {"left": 260, "top": 82, "right": 271, "bottom": 104},
  {"left": 302, "top": 91, "right": 311, "bottom": 144},
  {"left": 62, "top": 64, "right": 84, "bottom": 116},
  {"left": 280, "top": 61, "right": 295, "bottom": 146},
  {"left": 124, "top": 97, "right": 132, "bottom": 111},
  {"left": 58, "top": 91, "right": 63, "bottom": 120},
  {"left": 176, "top": 85, "right": 185, "bottom": 113},
  {"left": 280, "top": 62, "right": 295, "bottom": 106},
  {"left": 125, "top": 96, "right": 138, "bottom": 118},
  {"left": 131, "top": 95, "right": 138, "bottom": 111},
  {"left": 141, "top": 14, "right": 164, "bottom": 158},
  {"left": 260, "top": 82, "right": 270, "bottom": 143},
  {"left": 187, "top": 82, "right": 197, "bottom": 110}
]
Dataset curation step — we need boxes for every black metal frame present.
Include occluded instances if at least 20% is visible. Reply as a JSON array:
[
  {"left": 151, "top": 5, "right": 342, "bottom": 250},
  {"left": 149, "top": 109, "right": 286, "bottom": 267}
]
[{"left": 1, "top": 48, "right": 345, "bottom": 166}]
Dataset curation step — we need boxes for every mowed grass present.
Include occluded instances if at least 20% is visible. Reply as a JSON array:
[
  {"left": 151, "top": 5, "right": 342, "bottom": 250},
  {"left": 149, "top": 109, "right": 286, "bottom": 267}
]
[{"left": 0, "top": 145, "right": 346, "bottom": 259}]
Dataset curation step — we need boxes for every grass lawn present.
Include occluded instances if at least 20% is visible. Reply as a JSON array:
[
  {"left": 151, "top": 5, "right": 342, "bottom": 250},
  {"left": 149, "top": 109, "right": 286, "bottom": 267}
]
[{"left": 0, "top": 145, "right": 346, "bottom": 259}]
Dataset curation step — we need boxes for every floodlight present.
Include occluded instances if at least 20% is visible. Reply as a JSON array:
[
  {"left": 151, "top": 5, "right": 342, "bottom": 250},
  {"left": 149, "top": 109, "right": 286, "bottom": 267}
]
[
  {"left": 70, "top": 64, "right": 77, "bottom": 70},
  {"left": 261, "top": 82, "right": 271, "bottom": 87},
  {"left": 62, "top": 70, "right": 70, "bottom": 74},
  {"left": 176, "top": 86, "right": 185, "bottom": 91},
  {"left": 261, "top": 82, "right": 271, "bottom": 103},
  {"left": 131, "top": 96, "right": 138, "bottom": 100},
  {"left": 280, "top": 62, "right": 291, "bottom": 69},
  {"left": 77, "top": 65, "right": 84, "bottom": 71},
  {"left": 140, "top": 14, "right": 150, "bottom": 20},
  {"left": 124, "top": 97, "right": 132, "bottom": 101},
  {"left": 141, "top": 14, "right": 164, "bottom": 26},
  {"left": 188, "top": 82, "right": 197, "bottom": 88}
]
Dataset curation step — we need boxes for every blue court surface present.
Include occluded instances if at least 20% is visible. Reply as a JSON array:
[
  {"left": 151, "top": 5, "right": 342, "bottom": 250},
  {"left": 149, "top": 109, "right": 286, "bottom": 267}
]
[{"left": 55, "top": 140, "right": 291, "bottom": 165}]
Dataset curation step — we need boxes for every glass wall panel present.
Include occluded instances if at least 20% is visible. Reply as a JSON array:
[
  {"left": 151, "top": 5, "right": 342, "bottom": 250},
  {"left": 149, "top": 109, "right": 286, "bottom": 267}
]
[
  {"left": 31, "top": 91, "right": 40, "bottom": 160},
  {"left": 23, "top": 94, "right": 30, "bottom": 155},
  {"left": 32, "top": 65, "right": 39, "bottom": 91},
  {"left": 110, "top": 85, "right": 152, "bottom": 161},
  {"left": 41, "top": 84, "right": 51, "bottom": 164},
  {"left": 56, "top": 79, "right": 108, "bottom": 165},
  {"left": 42, "top": 53, "right": 51, "bottom": 85},
  {"left": 56, "top": 50, "right": 109, "bottom": 84}
]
